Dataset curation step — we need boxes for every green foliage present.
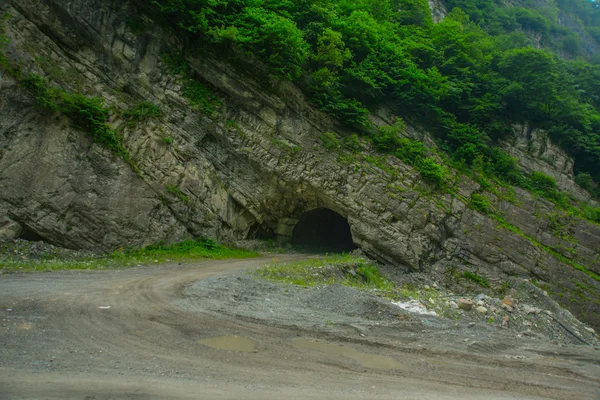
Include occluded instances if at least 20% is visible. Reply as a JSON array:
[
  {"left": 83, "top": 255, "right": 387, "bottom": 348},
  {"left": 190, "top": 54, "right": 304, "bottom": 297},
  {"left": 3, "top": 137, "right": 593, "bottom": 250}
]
[
  {"left": 256, "top": 254, "right": 393, "bottom": 291},
  {"left": 165, "top": 184, "right": 189, "bottom": 203},
  {"left": 319, "top": 131, "right": 341, "bottom": 150},
  {"left": 161, "top": 54, "right": 221, "bottom": 114},
  {"left": 20, "top": 74, "right": 129, "bottom": 159},
  {"left": 461, "top": 271, "right": 490, "bottom": 287},
  {"left": 418, "top": 157, "right": 447, "bottom": 187},
  {"left": 124, "top": 102, "right": 162, "bottom": 124},
  {"left": 343, "top": 133, "right": 361, "bottom": 152},
  {"left": 470, "top": 193, "right": 491, "bottom": 213},
  {"left": 528, "top": 171, "right": 557, "bottom": 193},
  {"left": 0, "top": 238, "right": 257, "bottom": 272},
  {"left": 182, "top": 80, "right": 221, "bottom": 114},
  {"left": 583, "top": 206, "right": 600, "bottom": 223},
  {"left": 110, "top": 1, "right": 600, "bottom": 193}
]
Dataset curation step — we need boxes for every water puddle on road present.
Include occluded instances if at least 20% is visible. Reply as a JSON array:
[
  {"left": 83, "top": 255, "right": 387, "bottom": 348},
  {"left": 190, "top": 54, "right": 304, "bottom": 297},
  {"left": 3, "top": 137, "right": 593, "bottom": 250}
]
[
  {"left": 292, "top": 338, "right": 402, "bottom": 370},
  {"left": 197, "top": 335, "right": 257, "bottom": 353}
]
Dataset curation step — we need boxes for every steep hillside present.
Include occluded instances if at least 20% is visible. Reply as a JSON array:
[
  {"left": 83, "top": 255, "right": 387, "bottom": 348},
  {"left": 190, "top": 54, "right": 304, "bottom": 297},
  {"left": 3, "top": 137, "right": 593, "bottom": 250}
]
[{"left": 0, "top": 0, "right": 599, "bottom": 332}]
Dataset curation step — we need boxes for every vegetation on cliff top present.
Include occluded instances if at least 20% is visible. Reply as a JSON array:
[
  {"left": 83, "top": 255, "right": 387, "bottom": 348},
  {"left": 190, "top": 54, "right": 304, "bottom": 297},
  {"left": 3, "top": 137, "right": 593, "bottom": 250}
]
[{"left": 135, "top": 0, "right": 600, "bottom": 197}]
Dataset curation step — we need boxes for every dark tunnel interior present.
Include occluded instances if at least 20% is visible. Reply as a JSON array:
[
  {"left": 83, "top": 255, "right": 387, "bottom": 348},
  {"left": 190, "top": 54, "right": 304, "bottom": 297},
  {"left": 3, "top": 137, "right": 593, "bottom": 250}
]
[{"left": 290, "top": 208, "right": 357, "bottom": 253}]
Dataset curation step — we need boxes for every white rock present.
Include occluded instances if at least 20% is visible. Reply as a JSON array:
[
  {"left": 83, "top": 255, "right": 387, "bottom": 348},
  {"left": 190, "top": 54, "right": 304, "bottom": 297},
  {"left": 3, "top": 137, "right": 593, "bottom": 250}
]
[{"left": 475, "top": 306, "right": 488, "bottom": 314}]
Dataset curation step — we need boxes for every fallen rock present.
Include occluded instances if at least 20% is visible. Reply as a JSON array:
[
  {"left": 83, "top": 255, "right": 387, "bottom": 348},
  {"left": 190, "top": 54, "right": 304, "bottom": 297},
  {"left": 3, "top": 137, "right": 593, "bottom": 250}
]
[
  {"left": 501, "top": 296, "right": 514, "bottom": 307},
  {"left": 523, "top": 305, "right": 539, "bottom": 315},
  {"left": 458, "top": 298, "right": 474, "bottom": 311},
  {"left": 501, "top": 303, "right": 513, "bottom": 312},
  {"left": 475, "top": 306, "right": 488, "bottom": 314}
]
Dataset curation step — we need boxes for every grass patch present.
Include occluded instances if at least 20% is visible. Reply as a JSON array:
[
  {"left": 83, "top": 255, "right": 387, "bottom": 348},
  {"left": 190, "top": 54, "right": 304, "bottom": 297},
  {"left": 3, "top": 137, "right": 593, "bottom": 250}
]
[
  {"left": 123, "top": 102, "right": 162, "bottom": 125},
  {"left": 0, "top": 239, "right": 258, "bottom": 272},
  {"left": 470, "top": 193, "right": 491, "bottom": 213},
  {"left": 166, "top": 184, "right": 189, "bottom": 203},
  {"left": 460, "top": 271, "right": 490, "bottom": 287},
  {"left": 162, "top": 54, "right": 221, "bottom": 115},
  {"left": 256, "top": 254, "right": 393, "bottom": 291}
]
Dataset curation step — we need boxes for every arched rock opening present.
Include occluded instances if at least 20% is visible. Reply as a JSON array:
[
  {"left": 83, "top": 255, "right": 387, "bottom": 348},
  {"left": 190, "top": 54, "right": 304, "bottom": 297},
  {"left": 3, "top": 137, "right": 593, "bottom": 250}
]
[{"left": 290, "top": 208, "right": 357, "bottom": 253}]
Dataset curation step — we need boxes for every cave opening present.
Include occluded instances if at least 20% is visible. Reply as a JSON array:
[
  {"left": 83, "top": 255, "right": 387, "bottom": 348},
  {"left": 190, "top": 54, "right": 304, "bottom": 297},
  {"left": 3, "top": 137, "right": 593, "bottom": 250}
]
[
  {"left": 290, "top": 208, "right": 357, "bottom": 253},
  {"left": 18, "top": 227, "right": 46, "bottom": 242}
]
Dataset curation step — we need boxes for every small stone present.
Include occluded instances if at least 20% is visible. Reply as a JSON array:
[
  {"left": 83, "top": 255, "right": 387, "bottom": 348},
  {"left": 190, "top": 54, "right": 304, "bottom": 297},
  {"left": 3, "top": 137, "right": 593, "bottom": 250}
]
[
  {"left": 502, "top": 316, "right": 509, "bottom": 327},
  {"left": 501, "top": 296, "right": 514, "bottom": 307},
  {"left": 429, "top": 297, "right": 435, "bottom": 305},
  {"left": 458, "top": 299, "right": 474, "bottom": 311},
  {"left": 449, "top": 301, "right": 458, "bottom": 309},
  {"left": 432, "top": 283, "right": 438, "bottom": 289},
  {"left": 468, "top": 322, "right": 475, "bottom": 327},
  {"left": 253, "top": 349, "right": 258, "bottom": 353},
  {"left": 476, "top": 300, "right": 485, "bottom": 307},
  {"left": 501, "top": 303, "right": 513, "bottom": 312},
  {"left": 523, "top": 305, "right": 537, "bottom": 314},
  {"left": 424, "top": 285, "right": 430, "bottom": 290},
  {"left": 475, "top": 306, "right": 488, "bottom": 314}
]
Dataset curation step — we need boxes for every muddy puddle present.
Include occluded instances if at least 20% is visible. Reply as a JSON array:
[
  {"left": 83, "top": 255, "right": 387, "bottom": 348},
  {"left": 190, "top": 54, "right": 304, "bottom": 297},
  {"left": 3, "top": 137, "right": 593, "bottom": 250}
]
[
  {"left": 198, "top": 335, "right": 257, "bottom": 352},
  {"left": 292, "top": 338, "right": 402, "bottom": 370}
]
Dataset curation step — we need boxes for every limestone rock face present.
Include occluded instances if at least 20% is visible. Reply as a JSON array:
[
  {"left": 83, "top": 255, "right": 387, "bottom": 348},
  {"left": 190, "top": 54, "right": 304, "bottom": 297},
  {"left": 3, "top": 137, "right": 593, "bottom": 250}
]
[
  {"left": 0, "top": 0, "right": 599, "bottom": 328},
  {"left": 504, "top": 125, "right": 595, "bottom": 203}
]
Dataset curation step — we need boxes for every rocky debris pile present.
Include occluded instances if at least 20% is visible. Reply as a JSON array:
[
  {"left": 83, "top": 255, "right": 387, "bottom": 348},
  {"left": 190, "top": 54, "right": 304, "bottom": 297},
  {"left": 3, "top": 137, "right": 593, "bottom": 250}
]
[
  {"left": 394, "top": 282, "right": 598, "bottom": 346},
  {"left": 0, "top": 239, "right": 97, "bottom": 264}
]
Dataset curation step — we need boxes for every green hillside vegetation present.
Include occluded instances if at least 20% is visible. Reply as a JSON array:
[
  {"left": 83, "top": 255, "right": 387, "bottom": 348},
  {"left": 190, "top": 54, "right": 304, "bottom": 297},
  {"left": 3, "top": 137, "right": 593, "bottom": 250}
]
[{"left": 135, "top": 0, "right": 600, "bottom": 200}]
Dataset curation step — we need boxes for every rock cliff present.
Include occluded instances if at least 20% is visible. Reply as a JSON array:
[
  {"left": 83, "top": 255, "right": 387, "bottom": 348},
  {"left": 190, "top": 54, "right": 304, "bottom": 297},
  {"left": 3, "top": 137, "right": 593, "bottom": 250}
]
[{"left": 0, "top": 0, "right": 599, "bottom": 330}]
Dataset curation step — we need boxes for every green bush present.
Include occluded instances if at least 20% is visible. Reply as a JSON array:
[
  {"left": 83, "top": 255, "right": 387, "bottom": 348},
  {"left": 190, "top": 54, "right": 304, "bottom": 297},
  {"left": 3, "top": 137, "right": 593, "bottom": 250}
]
[
  {"left": 343, "top": 133, "right": 361, "bottom": 152},
  {"left": 461, "top": 271, "right": 490, "bottom": 287},
  {"left": 20, "top": 74, "right": 128, "bottom": 159},
  {"left": 528, "top": 171, "right": 557, "bottom": 192},
  {"left": 417, "top": 157, "right": 447, "bottom": 187},
  {"left": 470, "top": 193, "right": 491, "bottom": 213},
  {"left": 182, "top": 80, "right": 221, "bottom": 114},
  {"left": 124, "top": 102, "right": 162, "bottom": 123},
  {"left": 583, "top": 207, "right": 600, "bottom": 223},
  {"left": 319, "top": 131, "right": 341, "bottom": 150}
]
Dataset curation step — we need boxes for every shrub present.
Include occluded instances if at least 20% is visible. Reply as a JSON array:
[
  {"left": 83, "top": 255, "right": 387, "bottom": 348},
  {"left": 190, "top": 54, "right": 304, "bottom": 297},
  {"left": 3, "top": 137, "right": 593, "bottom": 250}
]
[
  {"left": 343, "top": 133, "right": 361, "bottom": 152},
  {"left": 528, "top": 171, "right": 557, "bottom": 192},
  {"left": 418, "top": 157, "right": 447, "bottom": 187},
  {"left": 461, "top": 271, "right": 489, "bottom": 287},
  {"left": 182, "top": 80, "right": 221, "bottom": 114},
  {"left": 21, "top": 74, "right": 128, "bottom": 159},
  {"left": 394, "top": 139, "right": 426, "bottom": 165},
  {"left": 124, "top": 102, "right": 162, "bottom": 123},
  {"left": 319, "top": 131, "right": 341, "bottom": 150},
  {"left": 470, "top": 193, "right": 491, "bottom": 213}
]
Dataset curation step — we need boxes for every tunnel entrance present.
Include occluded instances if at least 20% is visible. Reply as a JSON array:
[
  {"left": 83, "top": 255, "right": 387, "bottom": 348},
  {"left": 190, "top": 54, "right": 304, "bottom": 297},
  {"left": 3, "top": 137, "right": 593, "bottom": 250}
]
[{"left": 290, "top": 208, "right": 357, "bottom": 253}]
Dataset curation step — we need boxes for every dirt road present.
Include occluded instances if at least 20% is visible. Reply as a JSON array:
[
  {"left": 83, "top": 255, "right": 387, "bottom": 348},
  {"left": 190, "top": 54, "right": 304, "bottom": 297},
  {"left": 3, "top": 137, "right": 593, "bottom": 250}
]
[{"left": 0, "top": 255, "right": 599, "bottom": 399}]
